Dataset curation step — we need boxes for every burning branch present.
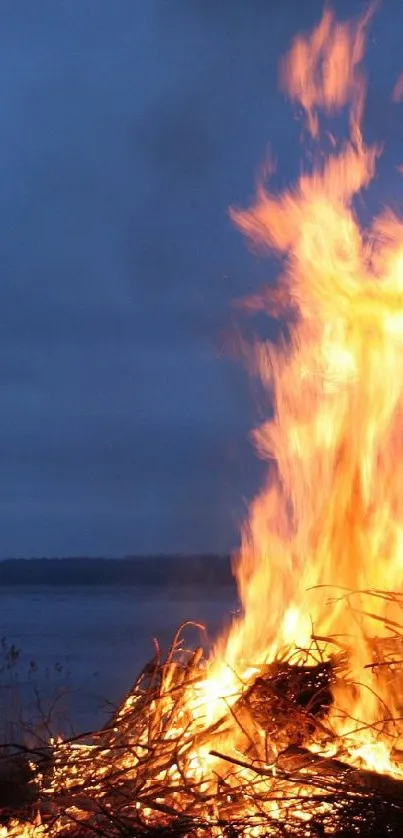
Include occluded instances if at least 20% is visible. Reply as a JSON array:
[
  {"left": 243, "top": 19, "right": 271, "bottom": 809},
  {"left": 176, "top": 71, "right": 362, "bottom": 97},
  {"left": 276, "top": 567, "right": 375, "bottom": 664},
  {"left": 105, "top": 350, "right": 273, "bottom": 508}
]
[{"left": 2, "top": 618, "right": 403, "bottom": 837}]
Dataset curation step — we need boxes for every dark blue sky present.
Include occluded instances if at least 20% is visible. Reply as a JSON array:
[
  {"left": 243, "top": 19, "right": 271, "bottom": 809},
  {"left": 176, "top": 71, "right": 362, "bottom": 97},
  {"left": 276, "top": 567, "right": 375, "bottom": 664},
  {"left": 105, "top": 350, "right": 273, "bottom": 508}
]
[{"left": 1, "top": 1, "right": 403, "bottom": 557}]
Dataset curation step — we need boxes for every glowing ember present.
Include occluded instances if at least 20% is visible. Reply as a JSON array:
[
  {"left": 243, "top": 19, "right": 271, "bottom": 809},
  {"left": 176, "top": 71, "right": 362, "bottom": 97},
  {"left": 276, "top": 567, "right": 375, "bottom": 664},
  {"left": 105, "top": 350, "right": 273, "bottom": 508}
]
[{"left": 5, "top": 5, "right": 403, "bottom": 836}]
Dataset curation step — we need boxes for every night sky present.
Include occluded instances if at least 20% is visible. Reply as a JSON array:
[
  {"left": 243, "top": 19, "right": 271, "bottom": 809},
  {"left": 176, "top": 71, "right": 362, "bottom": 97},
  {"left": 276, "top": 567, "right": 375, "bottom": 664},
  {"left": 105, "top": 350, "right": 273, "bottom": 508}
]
[{"left": 1, "top": 1, "right": 403, "bottom": 558}]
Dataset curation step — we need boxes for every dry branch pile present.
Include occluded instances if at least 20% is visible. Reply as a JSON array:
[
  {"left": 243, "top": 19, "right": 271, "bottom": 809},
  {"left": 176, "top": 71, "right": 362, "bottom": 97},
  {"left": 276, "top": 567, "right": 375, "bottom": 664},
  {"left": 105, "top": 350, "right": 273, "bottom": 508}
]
[{"left": 2, "top": 623, "right": 403, "bottom": 837}]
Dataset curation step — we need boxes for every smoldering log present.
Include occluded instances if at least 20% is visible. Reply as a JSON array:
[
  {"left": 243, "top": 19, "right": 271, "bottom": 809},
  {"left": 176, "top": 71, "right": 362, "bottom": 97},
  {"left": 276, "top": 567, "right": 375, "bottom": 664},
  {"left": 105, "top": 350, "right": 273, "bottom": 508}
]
[
  {"left": 277, "top": 745, "right": 403, "bottom": 800},
  {"left": 211, "top": 743, "right": 403, "bottom": 804}
]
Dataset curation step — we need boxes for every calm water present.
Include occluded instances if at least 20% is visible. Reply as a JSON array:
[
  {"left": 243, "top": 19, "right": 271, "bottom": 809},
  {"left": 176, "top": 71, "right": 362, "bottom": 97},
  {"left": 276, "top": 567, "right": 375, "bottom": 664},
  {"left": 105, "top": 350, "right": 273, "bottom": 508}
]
[{"left": 0, "top": 585, "right": 238, "bottom": 738}]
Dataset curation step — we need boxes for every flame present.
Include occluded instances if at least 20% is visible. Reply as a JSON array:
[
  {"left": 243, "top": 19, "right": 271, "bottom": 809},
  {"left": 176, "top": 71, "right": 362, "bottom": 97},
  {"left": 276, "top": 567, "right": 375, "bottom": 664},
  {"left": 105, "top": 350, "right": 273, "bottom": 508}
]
[
  {"left": 213, "top": 2, "right": 403, "bottom": 774},
  {"left": 6, "top": 6, "right": 403, "bottom": 836},
  {"left": 392, "top": 73, "right": 403, "bottom": 103}
]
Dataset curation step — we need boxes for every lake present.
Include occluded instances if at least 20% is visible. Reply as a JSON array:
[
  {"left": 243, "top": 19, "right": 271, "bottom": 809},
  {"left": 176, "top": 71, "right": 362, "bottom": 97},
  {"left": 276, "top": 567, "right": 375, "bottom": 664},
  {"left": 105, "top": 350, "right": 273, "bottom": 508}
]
[{"left": 0, "top": 585, "right": 238, "bottom": 741}]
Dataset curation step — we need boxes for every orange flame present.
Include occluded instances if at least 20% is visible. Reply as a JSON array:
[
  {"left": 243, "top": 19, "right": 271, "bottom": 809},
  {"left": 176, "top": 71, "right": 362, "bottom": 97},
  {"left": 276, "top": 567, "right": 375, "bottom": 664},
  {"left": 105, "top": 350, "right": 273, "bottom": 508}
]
[
  {"left": 392, "top": 73, "right": 403, "bottom": 103},
  {"left": 211, "top": 4, "right": 403, "bottom": 772},
  {"left": 279, "top": 5, "right": 374, "bottom": 140}
]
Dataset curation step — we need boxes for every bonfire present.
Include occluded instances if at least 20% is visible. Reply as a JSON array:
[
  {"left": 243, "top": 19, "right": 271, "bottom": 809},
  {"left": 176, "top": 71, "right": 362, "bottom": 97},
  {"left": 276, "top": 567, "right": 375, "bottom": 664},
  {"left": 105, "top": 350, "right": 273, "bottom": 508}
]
[{"left": 4, "top": 4, "right": 403, "bottom": 836}]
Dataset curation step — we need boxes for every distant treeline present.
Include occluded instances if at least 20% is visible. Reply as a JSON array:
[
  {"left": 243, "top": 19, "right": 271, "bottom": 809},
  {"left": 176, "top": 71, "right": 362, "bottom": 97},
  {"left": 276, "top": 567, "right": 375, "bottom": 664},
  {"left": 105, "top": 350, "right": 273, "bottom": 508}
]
[{"left": 0, "top": 555, "right": 236, "bottom": 588}]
